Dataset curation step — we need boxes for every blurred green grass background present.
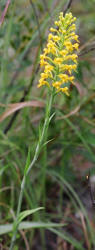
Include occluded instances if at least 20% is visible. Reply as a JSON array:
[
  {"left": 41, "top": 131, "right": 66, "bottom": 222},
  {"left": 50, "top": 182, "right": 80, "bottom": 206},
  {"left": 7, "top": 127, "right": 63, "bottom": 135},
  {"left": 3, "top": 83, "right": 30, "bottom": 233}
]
[{"left": 0, "top": 0, "right": 95, "bottom": 249}]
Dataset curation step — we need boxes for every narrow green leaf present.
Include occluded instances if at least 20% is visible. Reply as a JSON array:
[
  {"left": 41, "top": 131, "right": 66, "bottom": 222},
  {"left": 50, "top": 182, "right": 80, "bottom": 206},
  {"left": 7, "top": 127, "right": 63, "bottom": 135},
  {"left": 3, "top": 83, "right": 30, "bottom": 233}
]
[
  {"left": 49, "top": 112, "right": 56, "bottom": 123},
  {"left": 24, "top": 149, "right": 31, "bottom": 176},
  {"left": 18, "top": 207, "right": 44, "bottom": 223},
  {"left": 0, "top": 221, "right": 65, "bottom": 235},
  {"left": 0, "top": 165, "right": 9, "bottom": 176},
  {"left": 49, "top": 228, "right": 84, "bottom": 250},
  {"left": 43, "top": 138, "right": 54, "bottom": 147}
]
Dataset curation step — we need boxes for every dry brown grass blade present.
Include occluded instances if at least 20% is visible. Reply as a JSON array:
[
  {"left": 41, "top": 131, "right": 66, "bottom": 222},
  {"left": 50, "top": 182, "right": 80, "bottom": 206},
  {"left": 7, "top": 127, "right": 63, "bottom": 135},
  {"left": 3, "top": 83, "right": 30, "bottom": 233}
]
[
  {"left": 79, "top": 212, "right": 90, "bottom": 250},
  {"left": 57, "top": 104, "right": 80, "bottom": 120},
  {"left": 0, "top": 101, "right": 44, "bottom": 123},
  {"left": 0, "top": 0, "right": 11, "bottom": 27}
]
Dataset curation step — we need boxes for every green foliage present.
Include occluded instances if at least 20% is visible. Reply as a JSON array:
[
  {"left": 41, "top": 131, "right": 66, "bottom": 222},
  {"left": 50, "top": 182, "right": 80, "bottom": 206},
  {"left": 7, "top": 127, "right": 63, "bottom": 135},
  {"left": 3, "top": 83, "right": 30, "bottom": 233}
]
[
  {"left": 0, "top": 0, "right": 95, "bottom": 249},
  {"left": 0, "top": 221, "right": 65, "bottom": 235}
]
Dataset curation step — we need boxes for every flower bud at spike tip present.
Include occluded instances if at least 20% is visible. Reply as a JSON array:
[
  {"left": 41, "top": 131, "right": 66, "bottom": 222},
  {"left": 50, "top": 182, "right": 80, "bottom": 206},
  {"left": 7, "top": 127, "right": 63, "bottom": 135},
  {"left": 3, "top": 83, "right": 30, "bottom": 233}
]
[{"left": 38, "top": 12, "right": 79, "bottom": 95}]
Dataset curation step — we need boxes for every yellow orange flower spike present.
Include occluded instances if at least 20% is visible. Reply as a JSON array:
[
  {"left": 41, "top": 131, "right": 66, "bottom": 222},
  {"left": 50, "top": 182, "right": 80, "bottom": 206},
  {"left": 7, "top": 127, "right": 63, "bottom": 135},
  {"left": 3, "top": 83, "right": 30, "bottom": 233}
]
[{"left": 38, "top": 12, "right": 79, "bottom": 95}]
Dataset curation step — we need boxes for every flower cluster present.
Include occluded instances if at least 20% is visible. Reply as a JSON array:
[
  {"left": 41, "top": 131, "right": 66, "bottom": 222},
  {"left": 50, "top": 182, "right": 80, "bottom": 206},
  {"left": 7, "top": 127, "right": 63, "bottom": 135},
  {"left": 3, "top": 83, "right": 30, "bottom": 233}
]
[{"left": 38, "top": 12, "right": 79, "bottom": 95}]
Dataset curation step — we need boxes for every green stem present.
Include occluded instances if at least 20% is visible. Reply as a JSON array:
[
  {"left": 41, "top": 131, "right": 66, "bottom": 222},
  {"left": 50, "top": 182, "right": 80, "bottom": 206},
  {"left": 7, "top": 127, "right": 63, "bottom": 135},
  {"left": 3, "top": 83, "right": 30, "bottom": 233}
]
[{"left": 9, "top": 93, "right": 53, "bottom": 250}]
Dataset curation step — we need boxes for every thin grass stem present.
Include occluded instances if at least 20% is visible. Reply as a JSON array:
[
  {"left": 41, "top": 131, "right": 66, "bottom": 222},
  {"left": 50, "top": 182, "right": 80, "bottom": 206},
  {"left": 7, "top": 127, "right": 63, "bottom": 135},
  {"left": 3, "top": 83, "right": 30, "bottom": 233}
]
[{"left": 9, "top": 93, "right": 53, "bottom": 250}]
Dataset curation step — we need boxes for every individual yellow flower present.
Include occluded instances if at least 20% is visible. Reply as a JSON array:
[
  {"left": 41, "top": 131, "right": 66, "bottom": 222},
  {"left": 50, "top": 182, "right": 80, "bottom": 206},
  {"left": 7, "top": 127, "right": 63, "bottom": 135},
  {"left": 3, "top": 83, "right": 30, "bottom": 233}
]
[
  {"left": 38, "top": 12, "right": 79, "bottom": 95},
  {"left": 73, "top": 43, "right": 79, "bottom": 50},
  {"left": 59, "top": 50, "right": 68, "bottom": 56},
  {"left": 54, "top": 57, "right": 63, "bottom": 64}
]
